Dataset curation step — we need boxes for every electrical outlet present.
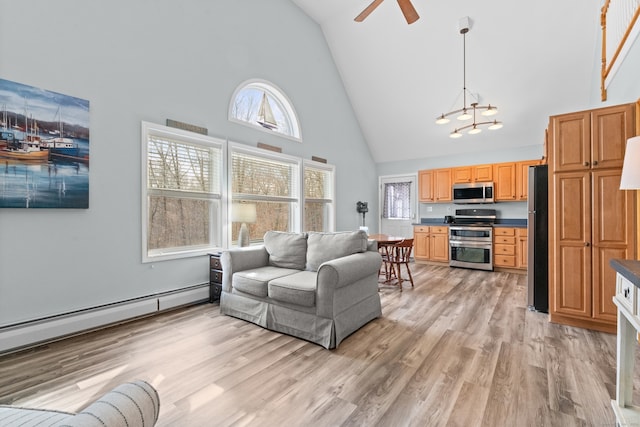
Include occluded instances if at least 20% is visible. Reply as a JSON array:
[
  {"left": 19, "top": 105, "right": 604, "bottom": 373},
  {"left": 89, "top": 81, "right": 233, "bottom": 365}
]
[{"left": 427, "top": 206, "right": 433, "bottom": 212}]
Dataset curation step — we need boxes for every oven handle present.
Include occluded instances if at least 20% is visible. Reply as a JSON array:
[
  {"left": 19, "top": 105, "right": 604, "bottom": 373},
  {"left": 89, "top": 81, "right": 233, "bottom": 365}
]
[
  {"left": 450, "top": 240, "right": 492, "bottom": 249},
  {"left": 449, "top": 226, "right": 493, "bottom": 231}
]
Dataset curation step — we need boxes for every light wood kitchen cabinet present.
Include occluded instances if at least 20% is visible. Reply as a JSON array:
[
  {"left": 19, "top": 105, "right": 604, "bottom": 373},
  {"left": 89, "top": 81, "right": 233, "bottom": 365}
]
[
  {"left": 516, "top": 160, "right": 542, "bottom": 201},
  {"left": 418, "top": 168, "right": 452, "bottom": 202},
  {"left": 493, "top": 162, "right": 516, "bottom": 201},
  {"left": 494, "top": 227, "right": 527, "bottom": 270},
  {"left": 418, "top": 170, "right": 434, "bottom": 202},
  {"left": 452, "top": 164, "right": 493, "bottom": 184},
  {"left": 548, "top": 102, "right": 636, "bottom": 333},
  {"left": 550, "top": 103, "right": 633, "bottom": 173},
  {"left": 430, "top": 226, "right": 449, "bottom": 262},
  {"left": 517, "top": 228, "right": 528, "bottom": 269},
  {"left": 422, "top": 159, "right": 544, "bottom": 203},
  {"left": 413, "top": 226, "right": 430, "bottom": 259},
  {"left": 494, "top": 228, "right": 516, "bottom": 268},
  {"left": 413, "top": 225, "right": 449, "bottom": 262}
]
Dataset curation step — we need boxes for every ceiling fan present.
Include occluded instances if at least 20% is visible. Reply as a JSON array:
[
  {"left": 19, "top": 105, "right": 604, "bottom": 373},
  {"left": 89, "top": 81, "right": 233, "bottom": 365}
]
[{"left": 354, "top": 0, "right": 420, "bottom": 25}]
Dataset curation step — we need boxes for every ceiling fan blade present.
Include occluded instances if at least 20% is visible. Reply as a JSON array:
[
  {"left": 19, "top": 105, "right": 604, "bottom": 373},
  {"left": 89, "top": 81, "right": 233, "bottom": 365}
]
[
  {"left": 354, "top": 0, "right": 384, "bottom": 22},
  {"left": 397, "top": 0, "right": 419, "bottom": 24}
]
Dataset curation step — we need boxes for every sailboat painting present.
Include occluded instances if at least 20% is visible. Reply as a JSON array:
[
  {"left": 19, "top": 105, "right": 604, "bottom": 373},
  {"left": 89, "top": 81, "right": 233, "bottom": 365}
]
[{"left": 0, "top": 78, "right": 90, "bottom": 208}]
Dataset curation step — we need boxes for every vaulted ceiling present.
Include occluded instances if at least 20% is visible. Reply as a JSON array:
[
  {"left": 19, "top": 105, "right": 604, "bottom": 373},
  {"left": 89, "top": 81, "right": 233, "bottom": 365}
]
[{"left": 290, "top": 0, "right": 602, "bottom": 163}]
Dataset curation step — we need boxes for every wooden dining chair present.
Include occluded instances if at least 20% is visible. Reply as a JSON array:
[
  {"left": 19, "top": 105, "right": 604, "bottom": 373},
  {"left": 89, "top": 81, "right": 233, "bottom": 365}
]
[
  {"left": 386, "top": 238, "right": 414, "bottom": 291},
  {"left": 378, "top": 242, "right": 396, "bottom": 283}
]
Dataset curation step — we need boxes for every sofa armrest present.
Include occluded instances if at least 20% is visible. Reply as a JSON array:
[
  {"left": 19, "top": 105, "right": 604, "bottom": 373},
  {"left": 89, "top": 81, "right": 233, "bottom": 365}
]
[
  {"left": 66, "top": 380, "right": 160, "bottom": 427},
  {"left": 317, "top": 251, "right": 382, "bottom": 288},
  {"left": 315, "top": 251, "right": 382, "bottom": 317},
  {"left": 221, "top": 246, "right": 270, "bottom": 292}
]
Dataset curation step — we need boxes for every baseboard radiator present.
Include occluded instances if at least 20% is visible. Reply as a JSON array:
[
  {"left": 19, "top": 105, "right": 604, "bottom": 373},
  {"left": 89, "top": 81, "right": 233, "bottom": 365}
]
[{"left": 0, "top": 284, "right": 209, "bottom": 354}]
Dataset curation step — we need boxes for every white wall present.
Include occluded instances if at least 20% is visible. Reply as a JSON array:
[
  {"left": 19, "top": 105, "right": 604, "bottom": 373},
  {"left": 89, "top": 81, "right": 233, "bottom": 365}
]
[{"left": 0, "top": 0, "right": 377, "bottom": 327}]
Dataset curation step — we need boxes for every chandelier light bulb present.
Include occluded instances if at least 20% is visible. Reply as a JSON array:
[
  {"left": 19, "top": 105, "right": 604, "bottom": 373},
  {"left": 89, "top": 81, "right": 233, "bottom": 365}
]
[
  {"left": 468, "top": 125, "right": 482, "bottom": 135},
  {"left": 450, "top": 129, "right": 463, "bottom": 139},
  {"left": 488, "top": 120, "right": 503, "bottom": 130},
  {"left": 435, "top": 114, "right": 450, "bottom": 125},
  {"left": 481, "top": 105, "right": 498, "bottom": 117},
  {"left": 457, "top": 109, "right": 472, "bottom": 121}
]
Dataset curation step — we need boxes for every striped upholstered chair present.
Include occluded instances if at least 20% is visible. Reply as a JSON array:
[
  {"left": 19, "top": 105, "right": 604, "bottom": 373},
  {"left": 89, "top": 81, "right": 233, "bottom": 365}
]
[{"left": 0, "top": 380, "right": 159, "bottom": 426}]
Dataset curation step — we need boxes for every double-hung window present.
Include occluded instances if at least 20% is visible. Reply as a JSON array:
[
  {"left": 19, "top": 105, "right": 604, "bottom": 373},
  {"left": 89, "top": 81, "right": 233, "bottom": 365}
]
[
  {"left": 142, "top": 122, "right": 224, "bottom": 262},
  {"left": 229, "top": 142, "right": 301, "bottom": 245},
  {"left": 303, "top": 160, "right": 335, "bottom": 232}
]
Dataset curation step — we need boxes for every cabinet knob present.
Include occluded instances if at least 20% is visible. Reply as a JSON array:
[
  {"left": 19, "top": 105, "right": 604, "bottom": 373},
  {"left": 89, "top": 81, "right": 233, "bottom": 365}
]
[
  {"left": 584, "top": 161, "right": 590, "bottom": 166},
  {"left": 593, "top": 160, "right": 598, "bottom": 166},
  {"left": 584, "top": 242, "right": 590, "bottom": 247}
]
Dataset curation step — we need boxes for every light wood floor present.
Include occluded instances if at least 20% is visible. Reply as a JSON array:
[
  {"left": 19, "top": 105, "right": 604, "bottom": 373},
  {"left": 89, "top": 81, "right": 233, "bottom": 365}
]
[{"left": 0, "top": 264, "right": 631, "bottom": 426}]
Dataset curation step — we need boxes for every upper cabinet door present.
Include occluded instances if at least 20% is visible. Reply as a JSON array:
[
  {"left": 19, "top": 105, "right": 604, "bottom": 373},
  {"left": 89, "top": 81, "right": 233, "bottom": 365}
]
[
  {"left": 494, "top": 162, "right": 516, "bottom": 201},
  {"left": 434, "top": 169, "right": 452, "bottom": 202},
  {"left": 516, "top": 159, "right": 541, "bottom": 201},
  {"left": 474, "top": 164, "right": 493, "bottom": 182},
  {"left": 418, "top": 169, "right": 434, "bottom": 202},
  {"left": 452, "top": 167, "right": 472, "bottom": 184},
  {"left": 591, "top": 103, "right": 635, "bottom": 170},
  {"left": 550, "top": 111, "right": 590, "bottom": 173}
]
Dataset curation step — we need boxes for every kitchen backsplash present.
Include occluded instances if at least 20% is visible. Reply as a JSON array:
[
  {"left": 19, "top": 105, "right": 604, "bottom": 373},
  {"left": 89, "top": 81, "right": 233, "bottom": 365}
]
[{"left": 418, "top": 201, "right": 527, "bottom": 220}]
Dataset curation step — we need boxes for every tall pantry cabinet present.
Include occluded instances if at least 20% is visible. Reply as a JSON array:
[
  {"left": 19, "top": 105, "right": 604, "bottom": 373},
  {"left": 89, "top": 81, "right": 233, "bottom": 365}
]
[{"left": 548, "top": 103, "right": 636, "bottom": 333}]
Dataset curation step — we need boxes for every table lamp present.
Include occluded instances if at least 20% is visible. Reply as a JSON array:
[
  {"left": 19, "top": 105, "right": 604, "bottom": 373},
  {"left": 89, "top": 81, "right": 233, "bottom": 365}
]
[
  {"left": 620, "top": 136, "right": 640, "bottom": 190},
  {"left": 232, "top": 202, "right": 257, "bottom": 247}
]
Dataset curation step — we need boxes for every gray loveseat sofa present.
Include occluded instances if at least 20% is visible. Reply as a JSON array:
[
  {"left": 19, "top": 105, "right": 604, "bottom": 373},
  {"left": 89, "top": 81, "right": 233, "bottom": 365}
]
[{"left": 220, "top": 230, "right": 382, "bottom": 349}]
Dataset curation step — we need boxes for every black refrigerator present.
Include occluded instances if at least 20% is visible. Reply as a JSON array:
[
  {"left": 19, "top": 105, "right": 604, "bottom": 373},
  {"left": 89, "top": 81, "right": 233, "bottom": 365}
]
[{"left": 527, "top": 165, "right": 548, "bottom": 312}]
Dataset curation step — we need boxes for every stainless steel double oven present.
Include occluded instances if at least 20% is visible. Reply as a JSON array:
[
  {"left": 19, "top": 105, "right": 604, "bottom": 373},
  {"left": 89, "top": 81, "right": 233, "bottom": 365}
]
[{"left": 449, "top": 209, "right": 495, "bottom": 271}]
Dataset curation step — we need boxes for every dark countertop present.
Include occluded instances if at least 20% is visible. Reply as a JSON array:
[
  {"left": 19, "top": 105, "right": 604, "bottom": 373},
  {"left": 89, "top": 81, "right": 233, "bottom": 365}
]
[
  {"left": 494, "top": 219, "right": 527, "bottom": 228},
  {"left": 611, "top": 259, "right": 640, "bottom": 289},
  {"left": 414, "top": 218, "right": 527, "bottom": 227},
  {"left": 414, "top": 218, "right": 451, "bottom": 226}
]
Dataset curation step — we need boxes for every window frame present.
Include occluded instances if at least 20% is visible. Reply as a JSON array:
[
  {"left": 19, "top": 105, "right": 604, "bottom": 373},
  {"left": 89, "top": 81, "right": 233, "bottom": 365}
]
[
  {"left": 228, "top": 79, "right": 302, "bottom": 142},
  {"left": 227, "top": 141, "right": 302, "bottom": 246},
  {"left": 141, "top": 121, "right": 227, "bottom": 262},
  {"left": 302, "top": 159, "right": 336, "bottom": 233}
]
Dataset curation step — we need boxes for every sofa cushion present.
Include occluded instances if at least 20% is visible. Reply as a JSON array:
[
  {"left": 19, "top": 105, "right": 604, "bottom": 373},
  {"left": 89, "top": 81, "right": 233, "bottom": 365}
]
[
  {"left": 305, "top": 231, "right": 368, "bottom": 271},
  {"left": 233, "top": 266, "right": 299, "bottom": 297},
  {"left": 268, "top": 271, "right": 317, "bottom": 307},
  {"left": 264, "top": 231, "right": 307, "bottom": 270}
]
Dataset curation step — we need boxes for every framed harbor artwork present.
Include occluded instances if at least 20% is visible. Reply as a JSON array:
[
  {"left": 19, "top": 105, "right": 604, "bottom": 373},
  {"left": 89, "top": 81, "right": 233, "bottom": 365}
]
[{"left": 0, "top": 78, "right": 89, "bottom": 208}]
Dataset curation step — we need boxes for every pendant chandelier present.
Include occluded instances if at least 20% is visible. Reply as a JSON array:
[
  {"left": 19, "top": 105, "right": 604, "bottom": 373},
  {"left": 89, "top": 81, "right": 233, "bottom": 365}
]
[{"left": 435, "top": 18, "right": 503, "bottom": 138}]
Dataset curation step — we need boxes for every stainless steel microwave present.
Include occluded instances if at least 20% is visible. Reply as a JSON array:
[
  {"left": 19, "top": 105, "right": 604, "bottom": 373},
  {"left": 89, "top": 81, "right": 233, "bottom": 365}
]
[{"left": 452, "top": 182, "right": 494, "bottom": 204}]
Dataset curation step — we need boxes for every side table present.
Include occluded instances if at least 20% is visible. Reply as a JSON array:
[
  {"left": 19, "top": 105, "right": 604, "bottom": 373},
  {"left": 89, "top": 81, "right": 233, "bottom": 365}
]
[{"left": 209, "top": 252, "right": 223, "bottom": 303}]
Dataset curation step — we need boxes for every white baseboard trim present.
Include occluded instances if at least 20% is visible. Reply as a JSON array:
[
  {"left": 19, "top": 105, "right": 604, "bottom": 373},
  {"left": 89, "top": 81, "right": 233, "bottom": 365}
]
[{"left": 0, "top": 284, "right": 210, "bottom": 354}]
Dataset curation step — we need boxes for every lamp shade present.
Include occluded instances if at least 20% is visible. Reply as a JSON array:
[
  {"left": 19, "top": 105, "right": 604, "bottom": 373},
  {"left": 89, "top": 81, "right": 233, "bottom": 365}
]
[
  {"left": 620, "top": 136, "right": 640, "bottom": 190},
  {"left": 232, "top": 203, "right": 257, "bottom": 223}
]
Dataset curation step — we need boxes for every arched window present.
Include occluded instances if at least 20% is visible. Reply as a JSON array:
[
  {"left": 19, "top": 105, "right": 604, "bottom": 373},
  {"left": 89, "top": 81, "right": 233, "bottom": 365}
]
[{"left": 229, "top": 79, "right": 301, "bottom": 141}]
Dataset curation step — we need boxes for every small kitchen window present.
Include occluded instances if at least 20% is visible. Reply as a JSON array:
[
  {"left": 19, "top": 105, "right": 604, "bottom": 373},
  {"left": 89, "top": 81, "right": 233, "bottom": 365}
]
[{"left": 383, "top": 181, "right": 412, "bottom": 219}]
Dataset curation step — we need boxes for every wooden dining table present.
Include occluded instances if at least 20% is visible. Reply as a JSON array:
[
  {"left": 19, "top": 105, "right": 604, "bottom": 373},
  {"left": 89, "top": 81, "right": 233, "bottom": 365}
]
[
  {"left": 368, "top": 234, "right": 409, "bottom": 284},
  {"left": 368, "top": 234, "right": 406, "bottom": 245}
]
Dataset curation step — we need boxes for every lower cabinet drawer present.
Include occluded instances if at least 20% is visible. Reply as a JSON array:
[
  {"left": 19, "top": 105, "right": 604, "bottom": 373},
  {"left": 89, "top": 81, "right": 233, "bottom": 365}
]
[
  {"left": 494, "top": 255, "right": 516, "bottom": 267},
  {"left": 210, "top": 283, "right": 222, "bottom": 302},
  {"left": 210, "top": 270, "right": 223, "bottom": 284},
  {"left": 494, "top": 244, "right": 515, "bottom": 256},
  {"left": 494, "top": 236, "right": 516, "bottom": 245},
  {"left": 210, "top": 256, "right": 222, "bottom": 270}
]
